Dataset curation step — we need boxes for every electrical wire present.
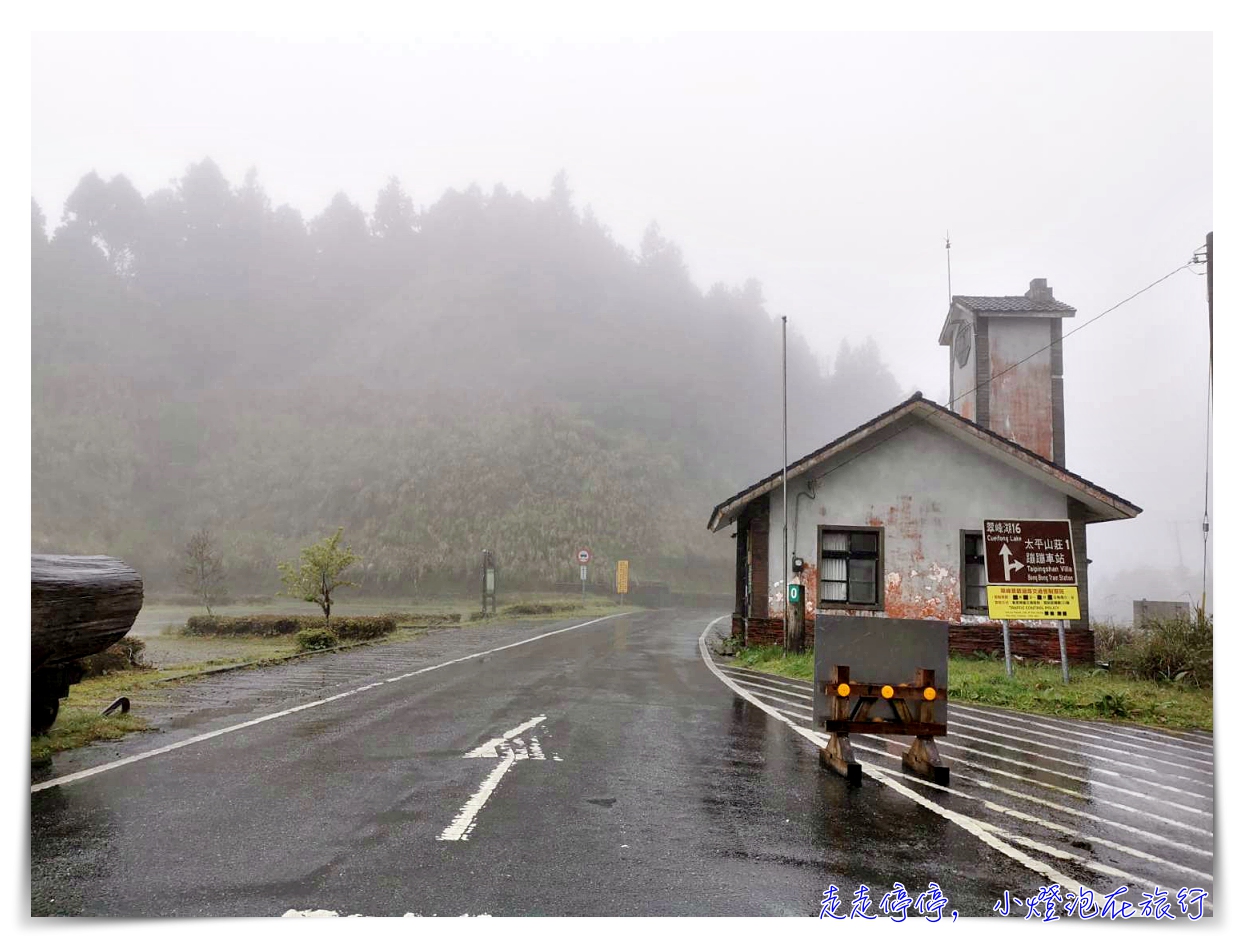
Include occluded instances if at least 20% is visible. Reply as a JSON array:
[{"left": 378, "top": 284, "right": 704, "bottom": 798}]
[
  {"left": 800, "top": 263, "right": 1195, "bottom": 490},
  {"left": 946, "top": 263, "right": 1192, "bottom": 411}
]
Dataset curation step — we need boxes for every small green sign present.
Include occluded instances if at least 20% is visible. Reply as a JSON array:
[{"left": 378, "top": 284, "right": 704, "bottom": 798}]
[{"left": 788, "top": 583, "right": 802, "bottom": 604}]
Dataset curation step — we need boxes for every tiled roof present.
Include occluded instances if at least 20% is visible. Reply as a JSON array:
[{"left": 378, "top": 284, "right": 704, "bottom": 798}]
[
  {"left": 953, "top": 295, "right": 1076, "bottom": 313},
  {"left": 706, "top": 393, "right": 1141, "bottom": 531}
]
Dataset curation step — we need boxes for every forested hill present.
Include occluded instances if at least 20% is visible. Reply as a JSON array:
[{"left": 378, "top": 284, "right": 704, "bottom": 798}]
[{"left": 32, "top": 161, "right": 904, "bottom": 594}]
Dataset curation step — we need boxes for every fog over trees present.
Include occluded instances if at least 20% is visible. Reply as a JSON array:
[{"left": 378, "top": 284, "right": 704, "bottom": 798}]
[{"left": 32, "top": 160, "right": 904, "bottom": 595}]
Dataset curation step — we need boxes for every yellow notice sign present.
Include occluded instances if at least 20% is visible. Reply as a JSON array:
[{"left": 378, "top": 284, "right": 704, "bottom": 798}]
[
  {"left": 987, "top": 586, "right": 1080, "bottom": 621},
  {"left": 616, "top": 560, "right": 630, "bottom": 595}
]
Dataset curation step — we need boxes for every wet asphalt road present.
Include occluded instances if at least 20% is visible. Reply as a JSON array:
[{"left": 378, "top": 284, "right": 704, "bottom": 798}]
[{"left": 30, "top": 609, "right": 1212, "bottom": 917}]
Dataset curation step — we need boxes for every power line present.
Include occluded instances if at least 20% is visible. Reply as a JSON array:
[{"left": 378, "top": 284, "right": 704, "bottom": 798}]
[
  {"left": 946, "top": 263, "right": 1192, "bottom": 411},
  {"left": 804, "top": 261, "right": 1195, "bottom": 490}
]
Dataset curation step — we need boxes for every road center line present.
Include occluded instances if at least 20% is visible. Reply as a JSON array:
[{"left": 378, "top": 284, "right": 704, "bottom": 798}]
[{"left": 32, "top": 612, "right": 631, "bottom": 793}]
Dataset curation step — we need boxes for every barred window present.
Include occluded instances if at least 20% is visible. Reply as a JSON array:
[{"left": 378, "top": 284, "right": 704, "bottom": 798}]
[
  {"left": 962, "top": 531, "right": 987, "bottom": 614},
  {"left": 819, "top": 527, "right": 883, "bottom": 608}
]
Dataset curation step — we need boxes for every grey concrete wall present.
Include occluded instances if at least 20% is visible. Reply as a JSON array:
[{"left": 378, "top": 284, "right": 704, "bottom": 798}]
[
  {"left": 948, "top": 304, "right": 978, "bottom": 423},
  {"left": 1134, "top": 599, "right": 1191, "bottom": 628},
  {"left": 988, "top": 315, "right": 1056, "bottom": 460},
  {"left": 765, "top": 420, "right": 1069, "bottom": 627}
]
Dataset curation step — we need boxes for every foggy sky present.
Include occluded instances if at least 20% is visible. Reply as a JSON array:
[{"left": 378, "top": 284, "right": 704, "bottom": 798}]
[{"left": 30, "top": 31, "right": 1213, "bottom": 605}]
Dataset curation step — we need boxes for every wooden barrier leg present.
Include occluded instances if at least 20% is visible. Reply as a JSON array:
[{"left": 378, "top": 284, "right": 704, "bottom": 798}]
[
  {"left": 819, "top": 734, "right": 862, "bottom": 786},
  {"left": 902, "top": 736, "right": 950, "bottom": 786},
  {"left": 904, "top": 667, "right": 949, "bottom": 785}
]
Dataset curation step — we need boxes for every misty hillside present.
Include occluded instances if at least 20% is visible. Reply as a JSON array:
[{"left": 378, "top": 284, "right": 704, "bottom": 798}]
[{"left": 32, "top": 161, "right": 904, "bottom": 594}]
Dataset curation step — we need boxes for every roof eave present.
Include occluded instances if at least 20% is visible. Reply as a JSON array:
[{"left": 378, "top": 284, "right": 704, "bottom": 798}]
[{"left": 707, "top": 397, "right": 1141, "bottom": 531}]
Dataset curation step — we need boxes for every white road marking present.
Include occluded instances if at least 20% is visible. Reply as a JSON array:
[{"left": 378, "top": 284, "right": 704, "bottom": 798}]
[
  {"left": 849, "top": 731, "right": 1213, "bottom": 828},
  {"left": 870, "top": 756, "right": 1213, "bottom": 884},
  {"left": 283, "top": 904, "right": 489, "bottom": 909},
  {"left": 464, "top": 715, "right": 546, "bottom": 758},
  {"left": 949, "top": 707, "right": 1215, "bottom": 777},
  {"left": 719, "top": 666, "right": 1214, "bottom": 803},
  {"left": 930, "top": 729, "right": 1214, "bottom": 803},
  {"left": 926, "top": 736, "right": 1213, "bottom": 813},
  {"left": 696, "top": 618, "right": 1099, "bottom": 899},
  {"left": 847, "top": 732, "right": 1215, "bottom": 858},
  {"left": 439, "top": 716, "right": 551, "bottom": 841},
  {"left": 741, "top": 691, "right": 816, "bottom": 715},
  {"left": 720, "top": 676, "right": 815, "bottom": 702},
  {"left": 945, "top": 768, "right": 1215, "bottom": 855},
  {"left": 438, "top": 747, "right": 517, "bottom": 842},
  {"left": 947, "top": 718, "right": 1214, "bottom": 786},
  {"left": 723, "top": 667, "right": 813, "bottom": 692},
  {"left": 700, "top": 617, "right": 1214, "bottom": 906},
  {"left": 951, "top": 703, "right": 1215, "bottom": 756},
  {"left": 728, "top": 677, "right": 1214, "bottom": 810},
  {"left": 32, "top": 613, "right": 628, "bottom": 793}
]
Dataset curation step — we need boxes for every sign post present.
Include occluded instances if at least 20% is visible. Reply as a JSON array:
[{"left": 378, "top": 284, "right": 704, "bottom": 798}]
[
  {"left": 1001, "top": 619, "right": 1012, "bottom": 677},
  {"left": 787, "top": 583, "right": 805, "bottom": 653},
  {"left": 576, "top": 548, "right": 592, "bottom": 602},
  {"left": 983, "top": 519, "right": 1079, "bottom": 681},
  {"left": 481, "top": 549, "right": 497, "bottom": 616},
  {"left": 616, "top": 559, "right": 629, "bottom": 606}
]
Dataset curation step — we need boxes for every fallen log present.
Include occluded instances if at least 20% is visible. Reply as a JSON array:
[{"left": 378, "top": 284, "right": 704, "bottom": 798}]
[{"left": 31, "top": 555, "right": 143, "bottom": 734}]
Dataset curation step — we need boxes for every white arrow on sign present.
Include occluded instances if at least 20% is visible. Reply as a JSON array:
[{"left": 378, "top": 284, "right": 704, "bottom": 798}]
[
  {"left": 438, "top": 715, "right": 559, "bottom": 842},
  {"left": 999, "top": 543, "right": 1025, "bottom": 581}
]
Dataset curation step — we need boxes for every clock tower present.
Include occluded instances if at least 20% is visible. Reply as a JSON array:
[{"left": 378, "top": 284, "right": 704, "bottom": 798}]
[{"left": 938, "top": 278, "right": 1076, "bottom": 466}]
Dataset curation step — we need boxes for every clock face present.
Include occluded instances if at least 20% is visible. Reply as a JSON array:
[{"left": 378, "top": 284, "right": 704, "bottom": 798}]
[{"left": 954, "top": 322, "right": 972, "bottom": 368}]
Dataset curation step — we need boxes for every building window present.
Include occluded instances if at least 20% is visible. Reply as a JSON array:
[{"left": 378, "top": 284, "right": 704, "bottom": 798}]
[
  {"left": 819, "top": 527, "right": 883, "bottom": 608},
  {"left": 962, "top": 530, "right": 987, "bottom": 615}
]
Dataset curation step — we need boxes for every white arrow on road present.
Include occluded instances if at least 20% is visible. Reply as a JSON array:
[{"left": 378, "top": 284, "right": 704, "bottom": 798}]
[
  {"left": 999, "top": 543, "right": 1025, "bottom": 581},
  {"left": 438, "top": 715, "right": 557, "bottom": 842}
]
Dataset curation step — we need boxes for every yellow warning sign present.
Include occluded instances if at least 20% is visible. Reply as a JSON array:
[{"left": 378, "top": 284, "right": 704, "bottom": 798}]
[
  {"left": 987, "top": 586, "right": 1080, "bottom": 621},
  {"left": 616, "top": 559, "right": 629, "bottom": 595}
]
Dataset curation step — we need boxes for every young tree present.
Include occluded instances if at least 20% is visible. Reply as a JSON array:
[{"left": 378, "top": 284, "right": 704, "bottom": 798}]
[
  {"left": 180, "top": 528, "right": 228, "bottom": 615},
  {"left": 278, "top": 528, "right": 359, "bottom": 629}
]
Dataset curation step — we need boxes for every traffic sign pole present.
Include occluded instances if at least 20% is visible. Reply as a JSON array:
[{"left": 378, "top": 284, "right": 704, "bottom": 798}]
[
  {"left": 1057, "top": 620, "right": 1069, "bottom": 684},
  {"left": 984, "top": 519, "right": 1079, "bottom": 679},
  {"left": 1002, "top": 620, "right": 1012, "bottom": 677}
]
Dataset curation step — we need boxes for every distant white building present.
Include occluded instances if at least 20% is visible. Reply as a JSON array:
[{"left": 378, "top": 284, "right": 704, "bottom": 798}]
[{"left": 708, "top": 279, "right": 1141, "bottom": 661}]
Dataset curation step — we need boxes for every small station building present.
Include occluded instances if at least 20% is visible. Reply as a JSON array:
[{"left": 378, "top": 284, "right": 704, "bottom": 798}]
[{"left": 708, "top": 279, "right": 1141, "bottom": 662}]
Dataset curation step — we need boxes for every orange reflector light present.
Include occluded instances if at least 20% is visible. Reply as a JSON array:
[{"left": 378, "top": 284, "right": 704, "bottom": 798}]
[
  {"left": 836, "top": 683, "right": 851, "bottom": 697},
  {"left": 880, "top": 685, "right": 894, "bottom": 699},
  {"left": 923, "top": 687, "right": 937, "bottom": 701}
]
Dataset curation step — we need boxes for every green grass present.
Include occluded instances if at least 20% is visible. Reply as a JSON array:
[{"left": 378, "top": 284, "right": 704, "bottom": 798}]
[
  {"left": 31, "top": 705, "right": 152, "bottom": 765},
  {"left": 732, "top": 645, "right": 1213, "bottom": 733},
  {"left": 733, "top": 644, "right": 813, "bottom": 681}
]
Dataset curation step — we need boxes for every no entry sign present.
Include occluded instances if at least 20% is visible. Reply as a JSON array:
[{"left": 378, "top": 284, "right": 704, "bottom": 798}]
[{"left": 982, "top": 519, "right": 1077, "bottom": 587}]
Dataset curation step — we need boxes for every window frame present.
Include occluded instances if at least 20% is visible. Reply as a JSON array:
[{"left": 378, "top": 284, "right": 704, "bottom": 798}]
[
  {"left": 817, "top": 525, "right": 885, "bottom": 611},
  {"left": 960, "top": 528, "right": 988, "bottom": 616}
]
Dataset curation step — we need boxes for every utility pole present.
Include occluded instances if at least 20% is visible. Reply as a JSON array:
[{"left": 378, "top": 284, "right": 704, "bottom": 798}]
[
  {"left": 1207, "top": 231, "right": 1213, "bottom": 384},
  {"left": 1204, "top": 231, "right": 1213, "bottom": 614},
  {"left": 781, "top": 315, "right": 790, "bottom": 653},
  {"left": 945, "top": 232, "right": 952, "bottom": 306}
]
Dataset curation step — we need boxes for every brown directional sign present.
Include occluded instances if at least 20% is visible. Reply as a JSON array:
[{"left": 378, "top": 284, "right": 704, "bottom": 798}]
[{"left": 982, "top": 519, "right": 1077, "bottom": 586}]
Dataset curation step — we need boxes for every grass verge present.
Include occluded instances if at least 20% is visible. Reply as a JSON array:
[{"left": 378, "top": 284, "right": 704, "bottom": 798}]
[
  {"left": 31, "top": 706, "right": 152, "bottom": 766},
  {"left": 732, "top": 645, "right": 1212, "bottom": 732}
]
